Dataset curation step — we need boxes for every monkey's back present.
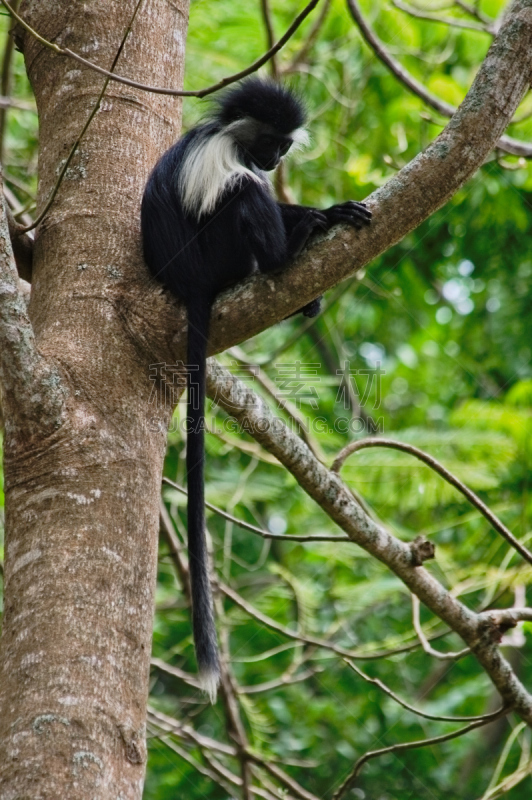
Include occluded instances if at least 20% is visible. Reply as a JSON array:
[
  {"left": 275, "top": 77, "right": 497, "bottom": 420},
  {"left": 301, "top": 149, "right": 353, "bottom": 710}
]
[{"left": 141, "top": 131, "right": 287, "bottom": 307}]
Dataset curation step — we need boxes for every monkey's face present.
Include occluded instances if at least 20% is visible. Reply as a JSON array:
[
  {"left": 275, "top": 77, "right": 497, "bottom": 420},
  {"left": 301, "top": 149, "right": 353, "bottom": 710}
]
[
  {"left": 249, "top": 132, "right": 293, "bottom": 171},
  {"left": 230, "top": 118, "right": 295, "bottom": 171}
]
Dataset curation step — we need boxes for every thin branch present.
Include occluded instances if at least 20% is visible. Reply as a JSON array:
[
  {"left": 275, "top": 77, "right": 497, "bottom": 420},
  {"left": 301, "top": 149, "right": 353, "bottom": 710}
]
[
  {"left": 246, "top": 755, "right": 320, "bottom": 800},
  {"left": 346, "top": 0, "right": 532, "bottom": 158},
  {"left": 151, "top": 657, "right": 201, "bottom": 690},
  {"left": 260, "top": 0, "right": 279, "bottom": 80},
  {"left": 0, "top": 0, "right": 21, "bottom": 160},
  {"left": 282, "top": 0, "right": 332, "bottom": 73},
  {"left": 222, "top": 581, "right": 443, "bottom": 661},
  {"left": 332, "top": 707, "right": 508, "bottom": 799},
  {"left": 331, "top": 437, "right": 532, "bottom": 566},
  {"left": 238, "top": 667, "right": 319, "bottom": 695},
  {"left": 149, "top": 734, "right": 238, "bottom": 796},
  {"left": 344, "top": 658, "right": 503, "bottom": 722},
  {"left": 412, "top": 594, "right": 470, "bottom": 660},
  {"left": 391, "top": 0, "right": 492, "bottom": 32},
  {"left": 159, "top": 498, "right": 191, "bottom": 605},
  {"left": 2, "top": 0, "right": 321, "bottom": 98},
  {"left": 148, "top": 706, "right": 237, "bottom": 756},
  {"left": 163, "top": 476, "right": 349, "bottom": 542},
  {"left": 16, "top": 0, "right": 145, "bottom": 234},
  {"left": 3, "top": 183, "right": 32, "bottom": 226}
]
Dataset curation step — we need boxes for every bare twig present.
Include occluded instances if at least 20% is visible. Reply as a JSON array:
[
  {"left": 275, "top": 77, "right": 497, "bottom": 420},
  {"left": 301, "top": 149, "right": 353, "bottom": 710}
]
[
  {"left": 282, "top": 0, "right": 332, "bottom": 73},
  {"left": 247, "top": 755, "right": 320, "bottom": 800},
  {"left": 148, "top": 706, "right": 237, "bottom": 756},
  {"left": 332, "top": 706, "right": 508, "bottom": 799},
  {"left": 2, "top": 0, "right": 321, "bottom": 99},
  {"left": 391, "top": 0, "right": 493, "bottom": 33},
  {"left": 222, "top": 581, "right": 443, "bottom": 661},
  {"left": 412, "top": 595, "right": 470, "bottom": 660},
  {"left": 238, "top": 667, "right": 319, "bottom": 695},
  {"left": 151, "top": 657, "right": 201, "bottom": 690},
  {"left": 160, "top": 495, "right": 188, "bottom": 556},
  {"left": 3, "top": 183, "right": 32, "bottom": 227},
  {"left": 331, "top": 437, "right": 532, "bottom": 565},
  {"left": 260, "top": 0, "right": 279, "bottom": 80},
  {"left": 146, "top": 731, "right": 238, "bottom": 796},
  {"left": 344, "top": 658, "right": 503, "bottom": 722},
  {"left": 163, "top": 476, "right": 349, "bottom": 542},
  {"left": 0, "top": 0, "right": 21, "bottom": 160}
]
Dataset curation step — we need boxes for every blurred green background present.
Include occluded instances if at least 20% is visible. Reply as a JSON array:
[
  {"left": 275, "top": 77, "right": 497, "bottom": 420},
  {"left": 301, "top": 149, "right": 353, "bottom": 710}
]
[{"left": 1, "top": 1, "right": 531, "bottom": 797}]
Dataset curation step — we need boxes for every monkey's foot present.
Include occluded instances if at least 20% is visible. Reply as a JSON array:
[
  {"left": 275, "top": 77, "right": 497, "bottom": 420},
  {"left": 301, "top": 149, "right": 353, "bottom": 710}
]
[{"left": 300, "top": 296, "right": 322, "bottom": 318}]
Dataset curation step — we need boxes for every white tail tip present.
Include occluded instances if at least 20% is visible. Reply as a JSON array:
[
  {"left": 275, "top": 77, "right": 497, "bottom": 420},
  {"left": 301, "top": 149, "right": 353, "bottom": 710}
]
[{"left": 199, "top": 668, "right": 220, "bottom": 704}]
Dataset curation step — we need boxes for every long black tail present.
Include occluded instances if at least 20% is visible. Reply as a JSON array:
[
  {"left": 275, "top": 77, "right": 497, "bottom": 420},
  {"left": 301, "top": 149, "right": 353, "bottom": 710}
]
[{"left": 186, "top": 298, "right": 220, "bottom": 702}]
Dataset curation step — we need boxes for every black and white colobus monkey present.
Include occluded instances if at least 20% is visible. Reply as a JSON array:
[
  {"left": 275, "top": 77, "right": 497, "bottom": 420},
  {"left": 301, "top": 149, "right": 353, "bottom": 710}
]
[{"left": 141, "top": 78, "right": 372, "bottom": 700}]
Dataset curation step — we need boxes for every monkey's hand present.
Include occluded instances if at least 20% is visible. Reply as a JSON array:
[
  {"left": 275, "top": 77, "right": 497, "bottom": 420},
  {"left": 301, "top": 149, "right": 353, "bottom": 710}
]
[
  {"left": 285, "top": 208, "right": 329, "bottom": 260},
  {"left": 322, "top": 201, "right": 372, "bottom": 229}
]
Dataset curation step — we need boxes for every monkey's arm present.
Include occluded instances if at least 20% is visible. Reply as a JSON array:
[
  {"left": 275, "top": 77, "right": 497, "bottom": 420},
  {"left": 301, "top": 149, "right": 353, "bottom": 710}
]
[
  {"left": 280, "top": 201, "right": 372, "bottom": 258},
  {"left": 278, "top": 201, "right": 372, "bottom": 318}
]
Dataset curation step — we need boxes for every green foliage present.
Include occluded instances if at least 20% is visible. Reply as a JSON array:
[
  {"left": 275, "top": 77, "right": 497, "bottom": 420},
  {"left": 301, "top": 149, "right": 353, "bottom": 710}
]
[{"left": 149, "top": 2, "right": 532, "bottom": 797}]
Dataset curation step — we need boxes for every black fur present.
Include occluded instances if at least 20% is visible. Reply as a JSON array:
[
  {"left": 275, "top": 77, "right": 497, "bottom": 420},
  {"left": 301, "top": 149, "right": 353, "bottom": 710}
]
[
  {"left": 216, "top": 77, "right": 306, "bottom": 134},
  {"left": 141, "top": 78, "right": 372, "bottom": 700}
]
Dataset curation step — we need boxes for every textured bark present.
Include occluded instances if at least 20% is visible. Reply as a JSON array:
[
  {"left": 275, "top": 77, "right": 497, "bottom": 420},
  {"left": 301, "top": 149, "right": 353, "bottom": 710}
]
[{"left": 0, "top": 0, "right": 189, "bottom": 796}]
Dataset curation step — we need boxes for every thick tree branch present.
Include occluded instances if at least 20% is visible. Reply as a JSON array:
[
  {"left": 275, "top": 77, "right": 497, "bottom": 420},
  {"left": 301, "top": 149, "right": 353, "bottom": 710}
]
[
  {"left": 0, "top": 184, "right": 63, "bottom": 433},
  {"left": 206, "top": 360, "right": 532, "bottom": 726},
  {"left": 153, "top": 0, "right": 532, "bottom": 361},
  {"left": 5, "top": 202, "right": 32, "bottom": 281}
]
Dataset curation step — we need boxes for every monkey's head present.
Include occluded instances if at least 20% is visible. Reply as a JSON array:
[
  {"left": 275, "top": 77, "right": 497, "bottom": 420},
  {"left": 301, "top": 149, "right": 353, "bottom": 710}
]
[{"left": 215, "top": 78, "right": 308, "bottom": 171}]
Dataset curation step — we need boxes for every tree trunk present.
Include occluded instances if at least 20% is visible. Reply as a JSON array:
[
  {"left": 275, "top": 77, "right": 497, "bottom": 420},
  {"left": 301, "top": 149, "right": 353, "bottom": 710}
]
[{"left": 0, "top": 1, "right": 189, "bottom": 795}]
